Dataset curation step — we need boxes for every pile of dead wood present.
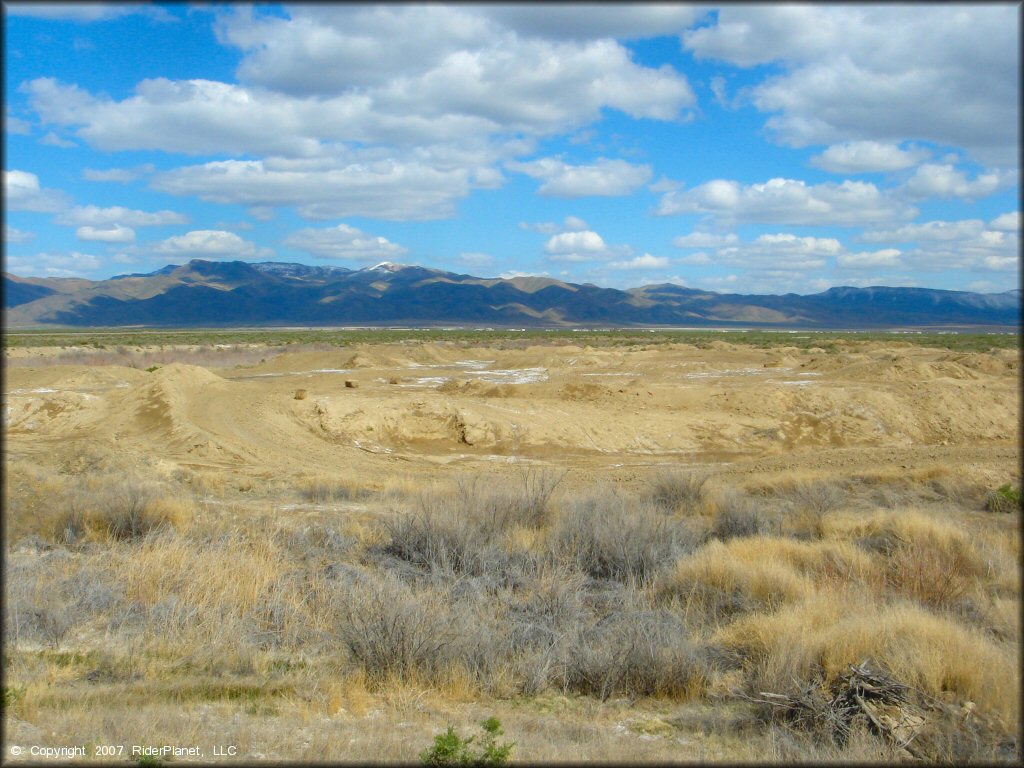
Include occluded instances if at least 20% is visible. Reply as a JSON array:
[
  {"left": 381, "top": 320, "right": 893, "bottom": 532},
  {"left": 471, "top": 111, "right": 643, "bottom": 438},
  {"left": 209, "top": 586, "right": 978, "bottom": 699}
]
[{"left": 742, "top": 659, "right": 973, "bottom": 760}]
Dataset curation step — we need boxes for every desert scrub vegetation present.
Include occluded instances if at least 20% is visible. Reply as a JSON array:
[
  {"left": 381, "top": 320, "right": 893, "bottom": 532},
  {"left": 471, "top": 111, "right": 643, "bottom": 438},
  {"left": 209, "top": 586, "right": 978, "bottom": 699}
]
[
  {"left": 6, "top": 327, "right": 1018, "bottom": 358},
  {"left": 644, "top": 469, "right": 708, "bottom": 514},
  {"left": 713, "top": 591, "right": 1019, "bottom": 730},
  {"left": 3, "top": 463, "right": 1019, "bottom": 762},
  {"left": 4, "top": 464, "right": 195, "bottom": 546},
  {"left": 296, "top": 475, "right": 373, "bottom": 504},
  {"left": 551, "top": 491, "right": 697, "bottom": 584},
  {"left": 420, "top": 717, "right": 514, "bottom": 767},
  {"left": 985, "top": 484, "right": 1021, "bottom": 513},
  {"left": 381, "top": 469, "right": 563, "bottom": 577}
]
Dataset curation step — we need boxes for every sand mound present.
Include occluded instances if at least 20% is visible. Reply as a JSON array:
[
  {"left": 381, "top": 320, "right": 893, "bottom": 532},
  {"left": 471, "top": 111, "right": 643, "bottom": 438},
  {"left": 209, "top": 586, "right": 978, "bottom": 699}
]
[
  {"left": 345, "top": 346, "right": 423, "bottom": 368},
  {"left": 309, "top": 397, "right": 512, "bottom": 449},
  {"left": 834, "top": 357, "right": 982, "bottom": 382},
  {"left": 125, "top": 364, "right": 239, "bottom": 459},
  {"left": 560, "top": 382, "right": 613, "bottom": 401},
  {"left": 4, "top": 365, "right": 147, "bottom": 435},
  {"left": 148, "top": 362, "right": 225, "bottom": 386},
  {"left": 937, "top": 351, "right": 1019, "bottom": 377},
  {"left": 6, "top": 339, "right": 1018, "bottom": 481},
  {"left": 4, "top": 390, "right": 108, "bottom": 433},
  {"left": 436, "top": 379, "right": 515, "bottom": 398},
  {"left": 6, "top": 364, "right": 150, "bottom": 393}
]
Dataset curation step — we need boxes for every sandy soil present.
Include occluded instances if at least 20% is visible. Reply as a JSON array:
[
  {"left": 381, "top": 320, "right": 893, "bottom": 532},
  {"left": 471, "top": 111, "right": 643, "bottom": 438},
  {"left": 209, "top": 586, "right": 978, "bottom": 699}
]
[
  {"left": 3, "top": 338, "right": 1020, "bottom": 763},
  {"left": 4, "top": 340, "right": 1019, "bottom": 490}
]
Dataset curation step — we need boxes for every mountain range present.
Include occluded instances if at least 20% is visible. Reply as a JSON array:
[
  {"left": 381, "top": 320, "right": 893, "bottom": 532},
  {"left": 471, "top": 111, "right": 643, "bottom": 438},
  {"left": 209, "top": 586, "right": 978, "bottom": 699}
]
[{"left": 4, "top": 260, "right": 1020, "bottom": 329}]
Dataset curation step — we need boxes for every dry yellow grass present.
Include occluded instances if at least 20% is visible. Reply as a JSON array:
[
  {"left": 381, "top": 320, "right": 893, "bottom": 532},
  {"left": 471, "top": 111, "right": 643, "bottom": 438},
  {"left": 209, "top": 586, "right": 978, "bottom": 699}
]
[
  {"left": 657, "top": 539, "right": 814, "bottom": 618},
  {"left": 657, "top": 536, "right": 881, "bottom": 623},
  {"left": 820, "top": 508, "right": 998, "bottom": 607},
  {"left": 4, "top": 338, "right": 1020, "bottom": 762},
  {"left": 713, "top": 590, "right": 1019, "bottom": 728}
]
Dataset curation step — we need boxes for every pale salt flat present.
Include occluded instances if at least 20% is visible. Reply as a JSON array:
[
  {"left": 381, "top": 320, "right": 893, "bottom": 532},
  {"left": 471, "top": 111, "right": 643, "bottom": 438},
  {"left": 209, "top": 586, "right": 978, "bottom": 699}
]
[
  {"left": 462, "top": 367, "right": 548, "bottom": 384},
  {"left": 681, "top": 366, "right": 793, "bottom": 380},
  {"left": 400, "top": 376, "right": 451, "bottom": 387}
]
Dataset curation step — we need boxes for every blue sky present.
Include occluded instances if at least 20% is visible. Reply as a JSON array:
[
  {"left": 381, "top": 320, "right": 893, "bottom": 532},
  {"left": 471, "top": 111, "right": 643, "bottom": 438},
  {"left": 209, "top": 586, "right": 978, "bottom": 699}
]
[{"left": 4, "top": 3, "right": 1020, "bottom": 295}]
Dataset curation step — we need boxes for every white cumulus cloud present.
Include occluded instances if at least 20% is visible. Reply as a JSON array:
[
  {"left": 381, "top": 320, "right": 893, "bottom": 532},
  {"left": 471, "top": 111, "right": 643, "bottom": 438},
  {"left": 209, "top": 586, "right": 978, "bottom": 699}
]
[
  {"left": 5, "top": 115, "right": 32, "bottom": 135},
  {"left": 608, "top": 254, "right": 669, "bottom": 270},
  {"left": 544, "top": 230, "right": 609, "bottom": 262},
  {"left": 154, "top": 230, "right": 271, "bottom": 260},
  {"left": 810, "top": 141, "right": 930, "bottom": 174},
  {"left": 283, "top": 224, "right": 409, "bottom": 262},
  {"left": 519, "top": 216, "right": 589, "bottom": 235},
  {"left": 39, "top": 132, "right": 76, "bottom": 148},
  {"left": 152, "top": 158, "right": 476, "bottom": 221},
  {"left": 6, "top": 251, "right": 102, "bottom": 278},
  {"left": 683, "top": 5, "right": 1019, "bottom": 165},
  {"left": 4, "top": 225, "right": 35, "bottom": 244},
  {"left": 4, "top": 170, "right": 70, "bottom": 212},
  {"left": 506, "top": 157, "right": 652, "bottom": 197},
  {"left": 56, "top": 205, "right": 188, "bottom": 228},
  {"left": 82, "top": 164, "right": 156, "bottom": 182},
  {"left": 76, "top": 224, "right": 136, "bottom": 243},
  {"left": 657, "top": 176, "right": 914, "bottom": 226},
  {"left": 860, "top": 220, "right": 986, "bottom": 243},
  {"left": 837, "top": 249, "right": 903, "bottom": 269},
  {"left": 900, "top": 163, "right": 1006, "bottom": 200},
  {"left": 671, "top": 232, "right": 739, "bottom": 249},
  {"left": 989, "top": 212, "right": 1020, "bottom": 232}
]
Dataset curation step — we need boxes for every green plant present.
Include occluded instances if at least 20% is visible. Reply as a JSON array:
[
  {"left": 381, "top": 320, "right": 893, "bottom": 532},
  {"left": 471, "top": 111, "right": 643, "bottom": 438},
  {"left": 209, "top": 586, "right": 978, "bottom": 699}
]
[
  {"left": 2, "top": 685, "right": 26, "bottom": 715},
  {"left": 985, "top": 485, "right": 1021, "bottom": 514},
  {"left": 420, "top": 717, "right": 514, "bottom": 766},
  {"left": 145, "top": 365, "right": 161, "bottom": 372}
]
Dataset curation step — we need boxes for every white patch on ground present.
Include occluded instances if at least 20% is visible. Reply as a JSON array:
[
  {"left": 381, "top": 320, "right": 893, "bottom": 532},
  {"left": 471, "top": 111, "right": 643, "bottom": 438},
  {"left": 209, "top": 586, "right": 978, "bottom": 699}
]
[
  {"left": 400, "top": 376, "right": 451, "bottom": 387},
  {"left": 683, "top": 366, "right": 792, "bottom": 379},
  {"left": 463, "top": 367, "right": 548, "bottom": 384}
]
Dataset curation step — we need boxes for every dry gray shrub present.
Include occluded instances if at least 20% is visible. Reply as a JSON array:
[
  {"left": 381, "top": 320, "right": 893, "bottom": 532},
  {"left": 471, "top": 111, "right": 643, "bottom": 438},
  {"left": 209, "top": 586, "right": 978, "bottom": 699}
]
[
  {"left": 297, "top": 479, "right": 368, "bottom": 504},
  {"left": 4, "top": 551, "right": 123, "bottom": 648},
  {"left": 439, "top": 579, "right": 517, "bottom": 689},
  {"left": 53, "top": 478, "right": 187, "bottom": 543},
  {"left": 382, "top": 476, "right": 553, "bottom": 578},
  {"left": 552, "top": 493, "right": 694, "bottom": 583},
  {"left": 330, "top": 571, "right": 461, "bottom": 683},
  {"left": 559, "top": 608, "right": 707, "bottom": 700},
  {"left": 508, "top": 565, "right": 588, "bottom": 651},
  {"left": 383, "top": 503, "right": 492, "bottom": 575},
  {"left": 454, "top": 468, "right": 564, "bottom": 530},
  {"left": 710, "top": 489, "right": 766, "bottom": 541},
  {"left": 86, "top": 481, "right": 161, "bottom": 540},
  {"left": 647, "top": 469, "right": 708, "bottom": 514},
  {"left": 275, "top": 524, "right": 353, "bottom": 563},
  {"left": 928, "top": 477, "right": 988, "bottom": 510},
  {"left": 790, "top": 479, "right": 845, "bottom": 515}
]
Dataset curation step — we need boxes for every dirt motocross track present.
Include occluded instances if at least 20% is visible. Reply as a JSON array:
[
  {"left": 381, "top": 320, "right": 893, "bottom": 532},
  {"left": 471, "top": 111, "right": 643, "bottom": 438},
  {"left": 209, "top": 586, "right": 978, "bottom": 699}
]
[{"left": 4, "top": 339, "right": 1019, "bottom": 490}]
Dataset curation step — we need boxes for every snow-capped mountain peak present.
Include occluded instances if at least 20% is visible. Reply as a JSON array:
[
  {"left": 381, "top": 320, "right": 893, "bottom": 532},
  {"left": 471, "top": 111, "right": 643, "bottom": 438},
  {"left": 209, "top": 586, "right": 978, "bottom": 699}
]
[{"left": 366, "top": 261, "right": 407, "bottom": 273}]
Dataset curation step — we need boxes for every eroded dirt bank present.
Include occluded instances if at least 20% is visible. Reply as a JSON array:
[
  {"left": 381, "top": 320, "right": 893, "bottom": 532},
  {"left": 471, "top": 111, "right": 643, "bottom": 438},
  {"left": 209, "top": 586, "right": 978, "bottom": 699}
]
[{"left": 4, "top": 340, "right": 1018, "bottom": 489}]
